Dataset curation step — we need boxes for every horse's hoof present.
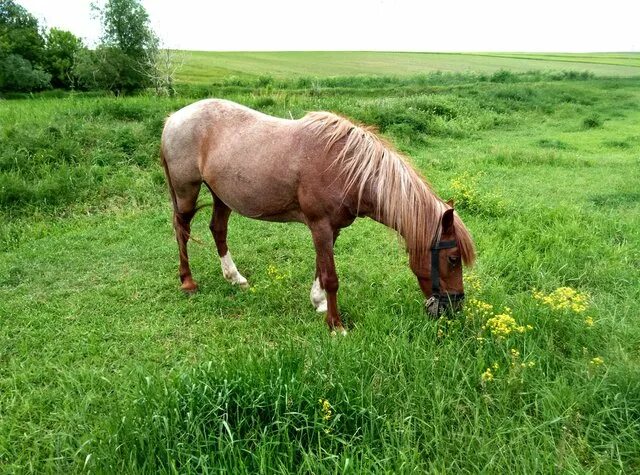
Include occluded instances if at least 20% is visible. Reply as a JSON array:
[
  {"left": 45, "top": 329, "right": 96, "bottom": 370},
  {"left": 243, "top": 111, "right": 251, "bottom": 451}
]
[
  {"left": 181, "top": 280, "right": 198, "bottom": 294},
  {"left": 238, "top": 280, "right": 250, "bottom": 290},
  {"left": 330, "top": 327, "right": 348, "bottom": 337}
]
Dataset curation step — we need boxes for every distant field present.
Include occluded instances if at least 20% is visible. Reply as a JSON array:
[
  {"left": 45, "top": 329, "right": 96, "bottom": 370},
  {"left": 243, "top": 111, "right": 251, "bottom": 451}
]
[{"left": 175, "top": 51, "right": 640, "bottom": 82}]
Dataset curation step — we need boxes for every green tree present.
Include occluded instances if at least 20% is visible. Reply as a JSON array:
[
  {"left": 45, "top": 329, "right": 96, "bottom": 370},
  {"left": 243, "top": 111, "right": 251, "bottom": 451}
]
[
  {"left": 0, "top": 52, "right": 50, "bottom": 91},
  {"left": 0, "top": 0, "right": 50, "bottom": 92},
  {"left": 44, "top": 28, "right": 83, "bottom": 88},
  {"left": 91, "top": 0, "right": 159, "bottom": 93},
  {"left": 0, "top": 0, "right": 45, "bottom": 63}
]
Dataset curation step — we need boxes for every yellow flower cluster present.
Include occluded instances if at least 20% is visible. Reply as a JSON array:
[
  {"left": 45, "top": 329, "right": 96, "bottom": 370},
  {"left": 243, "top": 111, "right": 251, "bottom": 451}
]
[
  {"left": 464, "top": 272, "right": 482, "bottom": 292},
  {"left": 533, "top": 287, "right": 589, "bottom": 313},
  {"left": 267, "top": 264, "right": 289, "bottom": 281},
  {"left": 319, "top": 398, "right": 332, "bottom": 421},
  {"left": 465, "top": 298, "right": 494, "bottom": 320},
  {"left": 590, "top": 356, "right": 604, "bottom": 366},
  {"left": 483, "top": 309, "right": 532, "bottom": 340},
  {"left": 584, "top": 317, "right": 594, "bottom": 327},
  {"left": 450, "top": 175, "right": 475, "bottom": 204},
  {"left": 481, "top": 368, "right": 494, "bottom": 382}
]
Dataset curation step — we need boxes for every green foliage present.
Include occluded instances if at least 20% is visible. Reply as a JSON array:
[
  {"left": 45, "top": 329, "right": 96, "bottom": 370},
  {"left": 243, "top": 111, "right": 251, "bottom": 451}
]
[
  {"left": 0, "top": 0, "right": 49, "bottom": 92},
  {"left": 43, "top": 28, "right": 83, "bottom": 88},
  {"left": 583, "top": 114, "right": 603, "bottom": 129},
  {"left": 91, "top": 0, "right": 159, "bottom": 93},
  {"left": 0, "top": 0, "right": 45, "bottom": 64},
  {"left": 0, "top": 53, "right": 50, "bottom": 91}
]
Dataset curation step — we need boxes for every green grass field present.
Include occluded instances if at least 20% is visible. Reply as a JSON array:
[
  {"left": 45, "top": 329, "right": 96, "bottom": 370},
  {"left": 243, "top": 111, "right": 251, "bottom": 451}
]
[
  {"left": 175, "top": 51, "right": 640, "bottom": 82},
  {"left": 1, "top": 55, "right": 640, "bottom": 472}
]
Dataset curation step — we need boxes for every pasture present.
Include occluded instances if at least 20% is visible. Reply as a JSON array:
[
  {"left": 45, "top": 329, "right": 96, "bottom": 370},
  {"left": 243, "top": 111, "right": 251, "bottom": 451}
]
[
  {"left": 175, "top": 51, "right": 640, "bottom": 82},
  {"left": 1, "top": 56, "right": 640, "bottom": 472}
]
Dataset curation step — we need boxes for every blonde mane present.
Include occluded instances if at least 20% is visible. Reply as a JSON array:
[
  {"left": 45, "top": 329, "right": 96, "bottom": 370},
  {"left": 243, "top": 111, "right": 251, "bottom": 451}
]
[{"left": 302, "top": 111, "right": 476, "bottom": 266}]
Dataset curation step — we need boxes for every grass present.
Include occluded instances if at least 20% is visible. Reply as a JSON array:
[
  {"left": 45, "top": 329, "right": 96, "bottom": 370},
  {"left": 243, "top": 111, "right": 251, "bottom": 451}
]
[
  {"left": 175, "top": 51, "right": 640, "bottom": 82},
  {"left": 1, "top": 67, "right": 640, "bottom": 472}
]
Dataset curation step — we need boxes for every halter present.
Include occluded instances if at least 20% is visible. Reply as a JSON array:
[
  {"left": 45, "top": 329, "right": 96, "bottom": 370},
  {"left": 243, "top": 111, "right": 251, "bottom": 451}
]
[{"left": 426, "top": 238, "right": 465, "bottom": 314}]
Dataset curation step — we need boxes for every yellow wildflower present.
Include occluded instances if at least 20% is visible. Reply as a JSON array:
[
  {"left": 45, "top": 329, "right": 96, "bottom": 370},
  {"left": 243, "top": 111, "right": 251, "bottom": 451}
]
[
  {"left": 267, "top": 264, "right": 289, "bottom": 281},
  {"left": 510, "top": 348, "right": 520, "bottom": 358},
  {"left": 483, "top": 311, "right": 529, "bottom": 340},
  {"left": 492, "top": 362, "right": 499, "bottom": 370},
  {"left": 590, "top": 357, "right": 604, "bottom": 366},
  {"left": 533, "top": 287, "right": 589, "bottom": 313},
  {"left": 481, "top": 368, "right": 494, "bottom": 382},
  {"left": 465, "top": 298, "right": 494, "bottom": 320},
  {"left": 520, "top": 361, "right": 535, "bottom": 368},
  {"left": 319, "top": 398, "right": 332, "bottom": 421},
  {"left": 584, "top": 317, "right": 594, "bottom": 327},
  {"left": 464, "top": 272, "right": 482, "bottom": 292}
]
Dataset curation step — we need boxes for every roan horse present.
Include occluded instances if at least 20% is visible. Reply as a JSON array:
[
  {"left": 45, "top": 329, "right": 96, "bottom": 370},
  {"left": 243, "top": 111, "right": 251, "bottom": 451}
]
[{"left": 161, "top": 99, "right": 475, "bottom": 333}]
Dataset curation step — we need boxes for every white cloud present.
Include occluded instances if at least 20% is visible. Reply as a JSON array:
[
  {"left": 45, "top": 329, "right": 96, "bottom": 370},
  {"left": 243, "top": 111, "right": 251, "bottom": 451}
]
[{"left": 17, "top": 0, "right": 640, "bottom": 52}]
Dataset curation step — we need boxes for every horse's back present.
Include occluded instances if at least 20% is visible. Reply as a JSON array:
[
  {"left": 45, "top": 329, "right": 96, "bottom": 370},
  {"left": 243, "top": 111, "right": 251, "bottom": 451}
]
[{"left": 162, "top": 99, "right": 313, "bottom": 221}]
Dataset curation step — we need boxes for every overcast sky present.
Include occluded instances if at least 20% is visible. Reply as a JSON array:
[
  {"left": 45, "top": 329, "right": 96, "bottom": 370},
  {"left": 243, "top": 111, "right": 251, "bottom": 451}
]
[{"left": 18, "top": 0, "right": 640, "bottom": 52}]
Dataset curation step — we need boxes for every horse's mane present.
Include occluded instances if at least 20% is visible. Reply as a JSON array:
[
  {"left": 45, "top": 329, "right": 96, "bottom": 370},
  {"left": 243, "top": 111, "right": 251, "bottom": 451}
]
[{"left": 301, "top": 111, "right": 475, "bottom": 266}]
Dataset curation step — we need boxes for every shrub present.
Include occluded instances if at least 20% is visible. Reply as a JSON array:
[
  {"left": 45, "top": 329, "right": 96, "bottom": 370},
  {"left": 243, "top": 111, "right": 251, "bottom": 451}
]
[
  {"left": 0, "top": 53, "right": 50, "bottom": 92},
  {"left": 583, "top": 114, "right": 603, "bottom": 129},
  {"left": 490, "top": 69, "right": 518, "bottom": 83}
]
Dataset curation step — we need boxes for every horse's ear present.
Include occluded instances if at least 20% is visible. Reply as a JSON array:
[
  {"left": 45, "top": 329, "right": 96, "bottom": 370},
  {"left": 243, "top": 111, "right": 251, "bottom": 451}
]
[
  {"left": 446, "top": 199, "right": 455, "bottom": 208},
  {"left": 442, "top": 208, "right": 455, "bottom": 235}
]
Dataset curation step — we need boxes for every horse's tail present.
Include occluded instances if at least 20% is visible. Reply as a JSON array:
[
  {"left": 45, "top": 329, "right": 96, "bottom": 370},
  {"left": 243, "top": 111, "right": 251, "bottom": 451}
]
[
  {"left": 160, "top": 145, "right": 193, "bottom": 251},
  {"left": 160, "top": 145, "right": 179, "bottom": 213},
  {"left": 160, "top": 145, "right": 210, "bottom": 245}
]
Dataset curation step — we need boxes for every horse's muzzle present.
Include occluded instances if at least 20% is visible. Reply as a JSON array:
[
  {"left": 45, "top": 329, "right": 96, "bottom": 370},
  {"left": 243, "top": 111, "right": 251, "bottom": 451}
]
[{"left": 425, "top": 293, "right": 465, "bottom": 318}]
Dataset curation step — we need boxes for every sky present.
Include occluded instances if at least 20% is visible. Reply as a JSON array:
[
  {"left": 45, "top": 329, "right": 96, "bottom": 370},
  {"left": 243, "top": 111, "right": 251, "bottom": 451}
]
[{"left": 17, "top": 0, "right": 640, "bottom": 52}]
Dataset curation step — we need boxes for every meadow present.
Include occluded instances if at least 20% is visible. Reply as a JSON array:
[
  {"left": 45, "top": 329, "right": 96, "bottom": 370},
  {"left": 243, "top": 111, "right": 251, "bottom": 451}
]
[
  {"left": 175, "top": 51, "right": 640, "bottom": 82},
  {"left": 1, "top": 54, "right": 640, "bottom": 472}
]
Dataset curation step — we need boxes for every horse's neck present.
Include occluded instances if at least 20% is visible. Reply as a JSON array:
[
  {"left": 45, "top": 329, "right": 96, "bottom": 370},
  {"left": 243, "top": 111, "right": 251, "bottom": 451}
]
[{"left": 361, "top": 174, "right": 444, "bottom": 244}]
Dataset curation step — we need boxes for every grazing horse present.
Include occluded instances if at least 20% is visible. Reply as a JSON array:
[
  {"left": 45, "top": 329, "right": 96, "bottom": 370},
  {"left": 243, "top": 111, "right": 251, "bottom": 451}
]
[{"left": 161, "top": 99, "right": 475, "bottom": 333}]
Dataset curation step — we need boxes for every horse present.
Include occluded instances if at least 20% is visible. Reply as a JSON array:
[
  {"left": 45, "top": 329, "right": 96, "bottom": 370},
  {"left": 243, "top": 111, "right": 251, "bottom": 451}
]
[{"left": 160, "top": 99, "right": 476, "bottom": 333}]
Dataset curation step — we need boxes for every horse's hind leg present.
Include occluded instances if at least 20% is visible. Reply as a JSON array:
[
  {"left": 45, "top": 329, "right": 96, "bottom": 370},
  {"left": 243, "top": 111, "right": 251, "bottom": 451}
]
[
  {"left": 173, "top": 182, "right": 201, "bottom": 293},
  {"left": 209, "top": 196, "right": 248, "bottom": 289}
]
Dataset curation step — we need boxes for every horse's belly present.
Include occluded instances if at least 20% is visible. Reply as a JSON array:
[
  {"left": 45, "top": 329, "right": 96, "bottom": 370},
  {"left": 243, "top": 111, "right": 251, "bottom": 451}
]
[{"left": 206, "top": 166, "right": 303, "bottom": 223}]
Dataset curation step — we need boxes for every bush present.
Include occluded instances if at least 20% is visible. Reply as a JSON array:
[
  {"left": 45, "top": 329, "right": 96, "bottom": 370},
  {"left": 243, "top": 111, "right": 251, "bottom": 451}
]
[
  {"left": 0, "top": 53, "right": 50, "bottom": 92},
  {"left": 583, "top": 114, "right": 603, "bottom": 129},
  {"left": 490, "top": 70, "right": 518, "bottom": 83}
]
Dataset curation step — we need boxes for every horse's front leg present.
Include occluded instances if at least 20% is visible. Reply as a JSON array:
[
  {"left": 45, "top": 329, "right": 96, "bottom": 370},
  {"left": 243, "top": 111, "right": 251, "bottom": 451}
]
[
  {"left": 310, "top": 229, "right": 340, "bottom": 312},
  {"left": 309, "top": 221, "right": 345, "bottom": 334}
]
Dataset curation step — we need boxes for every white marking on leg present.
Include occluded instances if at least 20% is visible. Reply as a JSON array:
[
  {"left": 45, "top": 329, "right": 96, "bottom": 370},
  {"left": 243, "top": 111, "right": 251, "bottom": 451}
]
[
  {"left": 310, "top": 277, "right": 327, "bottom": 312},
  {"left": 220, "top": 251, "right": 248, "bottom": 288}
]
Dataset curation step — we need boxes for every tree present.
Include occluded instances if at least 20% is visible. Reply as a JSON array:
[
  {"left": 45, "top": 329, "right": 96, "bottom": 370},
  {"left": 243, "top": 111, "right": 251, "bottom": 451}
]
[
  {"left": 0, "top": 53, "right": 50, "bottom": 91},
  {"left": 91, "top": 0, "right": 158, "bottom": 93},
  {"left": 44, "top": 28, "right": 83, "bottom": 88},
  {"left": 0, "top": 0, "right": 45, "bottom": 64},
  {"left": 0, "top": 0, "right": 49, "bottom": 92}
]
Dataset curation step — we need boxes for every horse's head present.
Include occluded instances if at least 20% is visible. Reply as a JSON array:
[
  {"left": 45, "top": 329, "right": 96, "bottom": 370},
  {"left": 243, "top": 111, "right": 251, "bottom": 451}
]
[{"left": 410, "top": 208, "right": 468, "bottom": 317}]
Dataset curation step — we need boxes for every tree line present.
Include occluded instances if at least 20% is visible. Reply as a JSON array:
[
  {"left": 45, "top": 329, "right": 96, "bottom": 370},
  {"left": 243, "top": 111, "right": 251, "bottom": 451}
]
[{"left": 0, "top": 0, "right": 173, "bottom": 94}]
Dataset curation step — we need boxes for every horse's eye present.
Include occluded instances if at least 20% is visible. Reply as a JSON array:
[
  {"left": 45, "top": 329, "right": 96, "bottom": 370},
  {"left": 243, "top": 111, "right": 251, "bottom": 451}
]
[{"left": 447, "top": 256, "right": 460, "bottom": 267}]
